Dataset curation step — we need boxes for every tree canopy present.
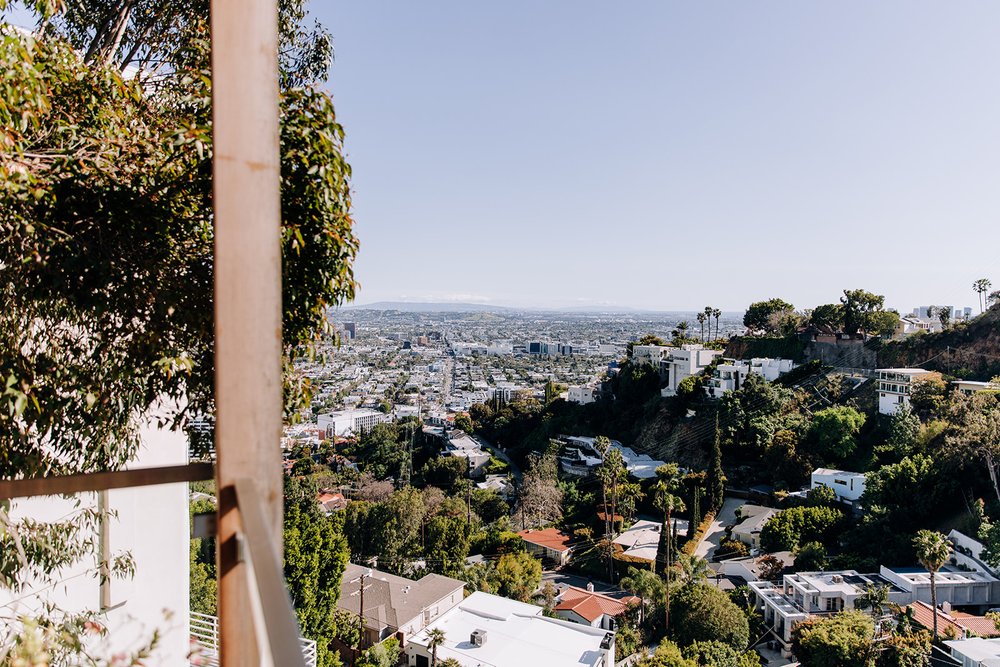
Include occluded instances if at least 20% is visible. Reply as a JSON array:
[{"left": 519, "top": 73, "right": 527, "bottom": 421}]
[{"left": 1, "top": 14, "right": 357, "bottom": 476}]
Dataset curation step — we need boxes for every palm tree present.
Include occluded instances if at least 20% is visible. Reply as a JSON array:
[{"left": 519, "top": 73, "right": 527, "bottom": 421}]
[
  {"left": 654, "top": 470, "right": 685, "bottom": 634},
  {"left": 697, "top": 312, "right": 707, "bottom": 342},
  {"left": 620, "top": 566, "right": 666, "bottom": 626},
  {"left": 675, "top": 553, "right": 710, "bottom": 585},
  {"left": 854, "top": 583, "right": 890, "bottom": 636},
  {"left": 913, "top": 530, "right": 952, "bottom": 639},
  {"left": 713, "top": 308, "right": 722, "bottom": 340},
  {"left": 975, "top": 278, "right": 993, "bottom": 313},
  {"left": 428, "top": 627, "right": 447, "bottom": 667}
]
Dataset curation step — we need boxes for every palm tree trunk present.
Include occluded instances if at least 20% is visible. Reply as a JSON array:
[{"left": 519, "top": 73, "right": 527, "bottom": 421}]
[
  {"left": 665, "top": 507, "right": 672, "bottom": 634},
  {"left": 931, "top": 573, "right": 938, "bottom": 639}
]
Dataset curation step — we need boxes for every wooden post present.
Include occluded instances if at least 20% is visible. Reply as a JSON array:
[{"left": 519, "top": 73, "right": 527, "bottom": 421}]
[{"left": 210, "top": 0, "right": 283, "bottom": 664}]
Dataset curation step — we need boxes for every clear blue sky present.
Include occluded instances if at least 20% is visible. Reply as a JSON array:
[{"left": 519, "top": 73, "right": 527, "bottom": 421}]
[
  {"left": 319, "top": 1, "right": 999, "bottom": 312},
  {"left": 5, "top": 3, "right": 996, "bottom": 312}
]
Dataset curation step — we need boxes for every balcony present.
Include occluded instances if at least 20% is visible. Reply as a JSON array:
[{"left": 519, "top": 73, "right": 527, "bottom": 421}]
[{"left": 191, "top": 613, "right": 318, "bottom": 667}]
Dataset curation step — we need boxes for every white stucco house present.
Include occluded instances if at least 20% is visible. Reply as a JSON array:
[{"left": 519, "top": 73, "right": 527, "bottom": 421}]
[
  {"left": 876, "top": 368, "right": 937, "bottom": 415},
  {"left": 660, "top": 345, "right": 723, "bottom": 397},
  {"left": 811, "top": 468, "right": 866, "bottom": 503}
]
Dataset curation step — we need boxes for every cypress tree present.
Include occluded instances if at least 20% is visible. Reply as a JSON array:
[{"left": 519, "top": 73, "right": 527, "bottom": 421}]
[{"left": 708, "top": 414, "right": 725, "bottom": 514}]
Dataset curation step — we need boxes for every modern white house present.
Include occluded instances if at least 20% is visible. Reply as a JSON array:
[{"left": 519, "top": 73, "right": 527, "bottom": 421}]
[
  {"left": 749, "top": 571, "right": 908, "bottom": 653},
  {"left": 556, "top": 436, "right": 667, "bottom": 480},
  {"left": 631, "top": 344, "right": 673, "bottom": 367},
  {"left": 317, "top": 408, "right": 391, "bottom": 437},
  {"left": 954, "top": 380, "right": 1000, "bottom": 396},
  {"left": 405, "top": 591, "right": 616, "bottom": 667},
  {"left": 660, "top": 345, "right": 723, "bottom": 397},
  {"left": 876, "top": 368, "right": 938, "bottom": 415},
  {"left": 811, "top": 468, "right": 867, "bottom": 503},
  {"left": 337, "top": 563, "right": 466, "bottom": 647},
  {"left": 704, "top": 358, "right": 796, "bottom": 398},
  {"left": 0, "top": 414, "right": 191, "bottom": 664},
  {"left": 568, "top": 385, "right": 598, "bottom": 405}
]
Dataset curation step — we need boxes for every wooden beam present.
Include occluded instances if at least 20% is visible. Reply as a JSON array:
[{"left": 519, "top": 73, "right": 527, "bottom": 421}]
[
  {"left": 235, "top": 478, "right": 307, "bottom": 667},
  {"left": 210, "top": 0, "right": 283, "bottom": 664},
  {"left": 0, "top": 463, "right": 214, "bottom": 500}
]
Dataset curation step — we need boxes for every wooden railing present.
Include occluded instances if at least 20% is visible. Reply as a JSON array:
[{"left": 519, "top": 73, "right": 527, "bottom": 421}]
[{"left": 0, "top": 463, "right": 308, "bottom": 667}]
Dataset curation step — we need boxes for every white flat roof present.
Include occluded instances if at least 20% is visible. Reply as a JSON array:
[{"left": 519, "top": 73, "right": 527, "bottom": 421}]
[
  {"left": 408, "top": 591, "right": 611, "bottom": 667},
  {"left": 945, "top": 638, "right": 1000, "bottom": 664}
]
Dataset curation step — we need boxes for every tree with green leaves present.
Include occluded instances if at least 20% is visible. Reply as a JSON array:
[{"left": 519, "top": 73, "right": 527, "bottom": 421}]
[
  {"left": 743, "top": 298, "right": 794, "bottom": 335},
  {"left": 810, "top": 303, "right": 845, "bottom": 330},
  {"left": 697, "top": 312, "right": 708, "bottom": 343},
  {"left": 1, "top": 8, "right": 358, "bottom": 479},
  {"left": 620, "top": 567, "right": 665, "bottom": 627},
  {"left": 492, "top": 551, "right": 542, "bottom": 602},
  {"left": 707, "top": 416, "right": 725, "bottom": 514},
  {"left": 945, "top": 391, "right": 1000, "bottom": 503},
  {"left": 672, "top": 583, "right": 750, "bottom": 651},
  {"left": 759, "top": 506, "right": 845, "bottom": 552},
  {"left": 283, "top": 478, "right": 350, "bottom": 667},
  {"left": 807, "top": 406, "right": 866, "bottom": 460},
  {"left": 841, "top": 289, "right": 886, "bottom": 335},
  {"left": 854, "top": 583, "right": 891, "bottom": 636},
  {"left": 597, "top": 445, "right": 628, "bottom": 577},
  {"left": 913, "top": 530, "right": 951, "bottom": 639},
  {"left": 792, "top": 611, "right": 874, "bottom": 667},
  {"left": 795, "top": 541, "right": 828, "bottom": 571},
  {"left": 683, "top": 640, "right": 760, "bottom": 667}
]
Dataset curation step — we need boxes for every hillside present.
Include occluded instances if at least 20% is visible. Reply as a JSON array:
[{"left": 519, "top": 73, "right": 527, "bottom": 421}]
[{"left": 875, "top": 304, "right": 1000, "bottom": 379}]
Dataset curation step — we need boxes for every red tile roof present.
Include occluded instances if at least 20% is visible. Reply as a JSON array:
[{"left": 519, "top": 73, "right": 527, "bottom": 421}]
[
  {"left": 907, "top": 601, "right": 1000, "bottom": 638},
  {"left": 554, "top": 586, "right": 639, "bottom": 623},
  {"left": 517, "top": 528, "right": 575, "bottom": 552}
]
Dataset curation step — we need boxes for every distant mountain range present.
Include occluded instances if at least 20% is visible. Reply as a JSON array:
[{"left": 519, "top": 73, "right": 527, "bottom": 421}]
[{"left": 340, "top": 301, "right": 738, "bottom": 316}]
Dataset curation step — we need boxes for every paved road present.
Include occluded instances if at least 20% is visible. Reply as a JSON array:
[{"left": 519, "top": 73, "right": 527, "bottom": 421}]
[{"left": 694, "top": 497, "right": 742, "bottom": 560}]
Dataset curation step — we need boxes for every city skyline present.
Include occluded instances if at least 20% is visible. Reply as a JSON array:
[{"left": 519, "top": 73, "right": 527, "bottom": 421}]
[{"left": 321, "top": 2, "right": 999, "bottom": 311}]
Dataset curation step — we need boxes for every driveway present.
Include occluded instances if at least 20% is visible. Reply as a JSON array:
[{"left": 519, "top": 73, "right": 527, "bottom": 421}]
[{"left": 694, "top": 497, "right": 742, "bottom": 560}]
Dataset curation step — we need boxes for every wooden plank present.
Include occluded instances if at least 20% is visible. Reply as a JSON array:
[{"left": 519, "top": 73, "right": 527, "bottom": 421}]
[
  {"left": 210, "top": 0, "right": 283, "bottom": 663},
  {"left": 0, "top": 462, "right": 214, "bottom": 500},
  {"left": 235, "top": 478, "right": 307, "bottom": 667}
]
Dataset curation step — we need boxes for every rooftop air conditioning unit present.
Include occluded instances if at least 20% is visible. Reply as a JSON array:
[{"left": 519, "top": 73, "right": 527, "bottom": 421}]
[
  {"left": 470, "top": 630, "right": 487, "bottom": 647},
  {"left": 831, "top": 575, "right": 843, "bottom": 583}
]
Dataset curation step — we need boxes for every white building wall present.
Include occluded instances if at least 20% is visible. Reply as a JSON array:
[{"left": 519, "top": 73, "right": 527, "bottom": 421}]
[{"left": 0, "top": 415, "right": 190, "bottom": 664}]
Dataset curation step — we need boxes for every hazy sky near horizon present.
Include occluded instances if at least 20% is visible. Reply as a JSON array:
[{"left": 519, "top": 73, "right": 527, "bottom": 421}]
[{"left": 319, "top": 2, "right": 999, "bottom": 312}]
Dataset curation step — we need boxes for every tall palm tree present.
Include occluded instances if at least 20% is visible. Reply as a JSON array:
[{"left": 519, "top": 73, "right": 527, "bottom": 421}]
[
  {"left": 975, "top": 278, "right": 993, "bottom": 313},
  {"left": 697, "top": 312, "right": 707, "bottom": 342},
  {"left": 914, "top": 530, "right": 952, "bottom": 639},
  {"left": 654, "top": 472, "right": 685, "bottom": 634},
  {"left": 428, "top": 627, "right": 447, "bottom": 667},
  {"left": 712, "top": 308, "right": 722, "bottom": 340}
]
